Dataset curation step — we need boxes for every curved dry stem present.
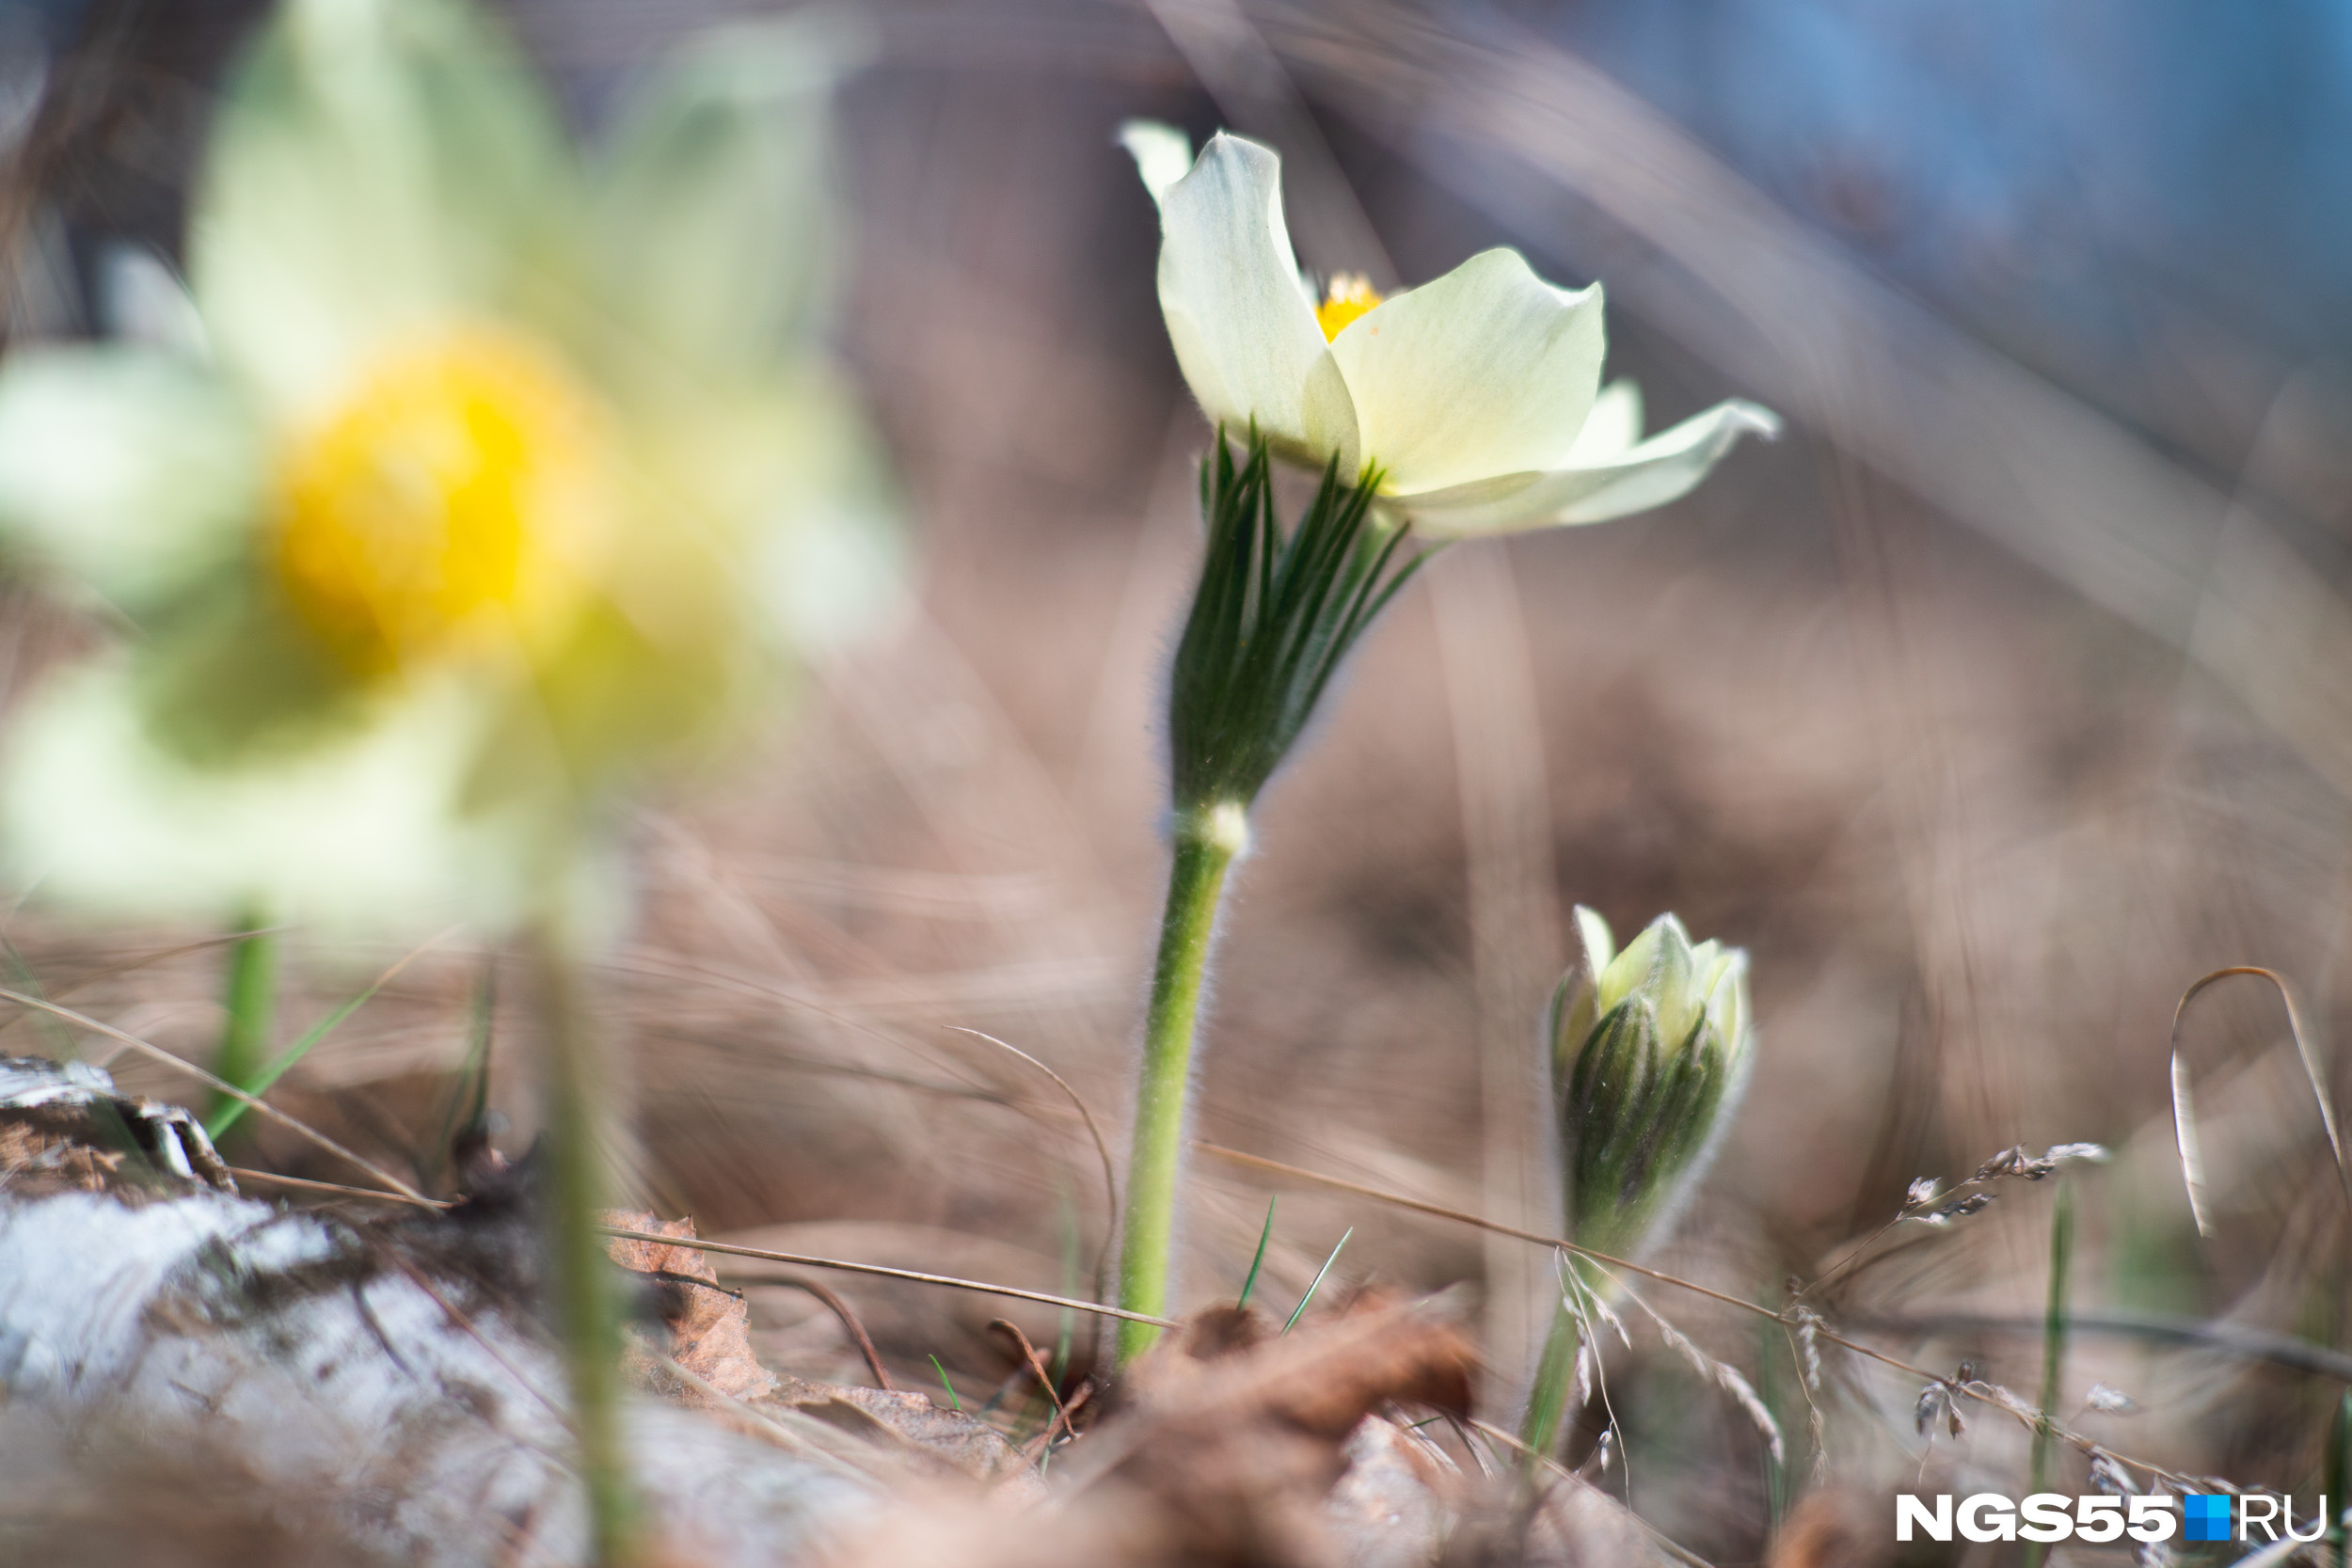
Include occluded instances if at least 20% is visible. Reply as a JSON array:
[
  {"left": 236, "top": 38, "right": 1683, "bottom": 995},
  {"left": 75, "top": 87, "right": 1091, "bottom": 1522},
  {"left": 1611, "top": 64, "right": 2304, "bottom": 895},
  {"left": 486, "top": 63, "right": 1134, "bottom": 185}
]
[
  {"left": 771, "top": 1276, "right": 896, "bottom": 1392},
  {"left": 2170, "top": 965, "right": 2352, "bottom": 1226},
  {"left": 946, "top": 1025, "right": 1120, "bottom": 1262}
]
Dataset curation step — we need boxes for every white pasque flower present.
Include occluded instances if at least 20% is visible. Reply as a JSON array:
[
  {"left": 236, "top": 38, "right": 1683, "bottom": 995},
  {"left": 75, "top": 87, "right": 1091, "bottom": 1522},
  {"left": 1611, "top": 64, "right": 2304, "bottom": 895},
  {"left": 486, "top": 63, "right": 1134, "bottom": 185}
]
[
  {"left": 0, "top": 0, "right": 898, "bottom": 932},
  {"left": 1121, "top": 124, "right": 1779, "bottom": 535}
]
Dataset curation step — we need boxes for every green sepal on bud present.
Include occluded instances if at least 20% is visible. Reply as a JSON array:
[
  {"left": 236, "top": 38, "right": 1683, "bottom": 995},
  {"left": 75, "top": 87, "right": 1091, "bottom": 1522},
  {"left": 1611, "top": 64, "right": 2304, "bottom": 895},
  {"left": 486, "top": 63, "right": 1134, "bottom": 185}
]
[
  {"left": 1165, "top": 427, "right": 1425, "bottom": 816},
  {"left": 1551, "top": 906, "right": 1753, "bottom": 1260}
]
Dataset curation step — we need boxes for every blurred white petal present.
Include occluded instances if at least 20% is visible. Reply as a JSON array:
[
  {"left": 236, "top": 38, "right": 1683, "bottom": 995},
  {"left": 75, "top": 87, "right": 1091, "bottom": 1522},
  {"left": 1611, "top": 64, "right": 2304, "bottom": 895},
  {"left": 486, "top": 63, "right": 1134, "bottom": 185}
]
[
  {"left": 0, "top": 348, "right": 259, "bottom": 611},
  {"left": 190, "top": 0, "right": 571, "bottom": 414},
  {"left": 0, "top": 659, "right": 488, "bottom": 932},
  {"left": 595, "top": 17, "right": 849, "bottom": 393}
]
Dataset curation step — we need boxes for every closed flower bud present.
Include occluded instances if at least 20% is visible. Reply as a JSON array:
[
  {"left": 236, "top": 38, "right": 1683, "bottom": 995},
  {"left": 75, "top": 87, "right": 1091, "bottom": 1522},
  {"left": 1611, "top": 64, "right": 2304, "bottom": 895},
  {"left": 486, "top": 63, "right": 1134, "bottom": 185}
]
[{"left": 1551, "top": 906, "right": 1754, "bottom": 1259}]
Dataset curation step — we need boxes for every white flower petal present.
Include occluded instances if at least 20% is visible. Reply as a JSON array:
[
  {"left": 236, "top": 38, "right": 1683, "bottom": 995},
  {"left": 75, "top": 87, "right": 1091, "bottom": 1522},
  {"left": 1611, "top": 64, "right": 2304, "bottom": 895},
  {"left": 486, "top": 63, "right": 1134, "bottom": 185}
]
[
  {"left": 1142, "top": 131, "right": 1338, "bottom": 455},
  {"left": 0, "top": 659, "right": 485, "bottom": 932},
  {"left": 190, "top": 0, "right": 572, "bottom": 414},
  {"left": 1328, "top": 248, "right": 1603, "bottom": 496},
  {"left": 0, "top": 348, "right": 260, "bottom": 611},
  {"left": 594, "top": 18, "right": 845, "bottom": 394},
  {"left": 1599, "top": 916, "right": 1665, "bottom": 1013},
  {"left": 1398, "top": 399, "right": 1781, "bottom": 537},
  {"left": 1566, "top": 379, "right": 1644, "bottom": 464},
  {"left": 1574, "top": 904, "right": 1615, "bottom": 979},
  {"left": 1120, "top": 120, "right": 1195, "bottom": 206},
  {"left": 1708, "top": 949, "right": 1750, "bottom": 1059}
]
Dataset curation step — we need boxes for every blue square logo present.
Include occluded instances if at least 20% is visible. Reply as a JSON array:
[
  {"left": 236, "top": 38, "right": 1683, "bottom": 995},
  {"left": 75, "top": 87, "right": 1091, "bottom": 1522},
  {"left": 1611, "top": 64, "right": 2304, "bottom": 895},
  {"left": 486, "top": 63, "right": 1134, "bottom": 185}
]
[{"left": 2183, "top": 1494, "right": 2233, "bottom": 1543}]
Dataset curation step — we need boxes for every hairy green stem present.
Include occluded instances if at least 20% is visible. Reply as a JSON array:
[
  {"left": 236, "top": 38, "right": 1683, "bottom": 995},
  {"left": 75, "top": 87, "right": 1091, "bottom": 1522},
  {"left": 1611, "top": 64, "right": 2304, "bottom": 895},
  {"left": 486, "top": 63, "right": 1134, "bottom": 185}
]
[
  {"left": 1116, "top": 809, "right": 1242, "bottom": 1363},
  {"left": 535, "top": 926, "right": 639, "bottom": 1566},
  {"left": 206, "top": 918, "right": 277, "bottom": 1132}
]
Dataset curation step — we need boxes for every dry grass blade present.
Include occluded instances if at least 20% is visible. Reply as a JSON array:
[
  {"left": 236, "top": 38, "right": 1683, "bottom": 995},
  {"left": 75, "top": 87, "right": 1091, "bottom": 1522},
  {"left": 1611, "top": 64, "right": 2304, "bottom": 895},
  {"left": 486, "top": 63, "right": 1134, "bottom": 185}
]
[
  {"left": 594, "top": 1225, "right": 1178, "bottom": 1327},
  {"left": 946, "top": 1027, "right": 1119, "bottom": 1243},
  {"left": 2171, "top": 966, "right": 2352, "bottom": 1224},
  {"left": 0, "top": 985, "right": 434, "bottom": 1203},
  {"left": 227, "top": 1167, "right": 452, "bottom": 1209},
  {"left": 1198, "top": 1141, "right": 2205, "bottom": 1491},
  {"left": 2170, "top": 1050, "right": 2214, "bottom": 1240},
  {"left": 1197, "top": 1141, "right": 1760, "bottom": 1315},
  {"left": 989, "top": 1317, "right": 1068, "bottom": 1427}
]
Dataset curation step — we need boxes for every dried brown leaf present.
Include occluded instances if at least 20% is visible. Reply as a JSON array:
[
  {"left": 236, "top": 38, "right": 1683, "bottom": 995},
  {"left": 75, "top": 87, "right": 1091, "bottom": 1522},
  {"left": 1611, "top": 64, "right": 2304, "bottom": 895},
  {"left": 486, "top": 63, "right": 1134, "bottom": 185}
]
[{"left": 604, "top": 1209, "right": 778, "bottom": 1404}]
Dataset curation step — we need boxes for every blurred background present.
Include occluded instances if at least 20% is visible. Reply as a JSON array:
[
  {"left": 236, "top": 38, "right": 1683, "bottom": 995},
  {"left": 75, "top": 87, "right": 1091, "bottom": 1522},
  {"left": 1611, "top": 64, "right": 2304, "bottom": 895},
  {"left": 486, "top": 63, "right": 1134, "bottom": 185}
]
[{"left": 8, "top": 0, "right": 2352, "bottom": 1559}]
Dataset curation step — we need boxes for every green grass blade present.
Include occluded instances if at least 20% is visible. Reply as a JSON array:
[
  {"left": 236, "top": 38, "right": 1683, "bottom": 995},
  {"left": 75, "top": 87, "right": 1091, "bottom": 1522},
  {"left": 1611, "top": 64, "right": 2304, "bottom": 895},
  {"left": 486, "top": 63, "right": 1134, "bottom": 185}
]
[
  {"left": 1237, "top": 1195, "right": 1278, "bottom": 1308},
  {"left": 205, "top": 976, "right": 377, "bottom": 1140},
  {"left": 930, "top": 1354, "right": 962, "bottom": 1411},
  {"left": 1282, "top": 1226, "right": 1352, "bottom": 1334}
]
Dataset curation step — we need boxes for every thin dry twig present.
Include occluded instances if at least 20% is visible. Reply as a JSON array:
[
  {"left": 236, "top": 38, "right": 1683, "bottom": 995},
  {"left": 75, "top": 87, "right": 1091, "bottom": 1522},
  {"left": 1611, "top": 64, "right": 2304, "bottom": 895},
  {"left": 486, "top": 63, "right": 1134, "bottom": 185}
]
[
  {"left": 228, "top": 1166, "right": 453, "bottom": 1209},
  {"left": 771, "top": 1276, "right": 896, "bottom": 1391},
  {"left": 594, "top": 1224, "right": 1178, "bottom": 1328},
  {"left": 1021, "top": 1379, "right": 1092, "bottom": 1463},
  {"left": 0, "top": 986, "right": 433, "bottom": 1203}
]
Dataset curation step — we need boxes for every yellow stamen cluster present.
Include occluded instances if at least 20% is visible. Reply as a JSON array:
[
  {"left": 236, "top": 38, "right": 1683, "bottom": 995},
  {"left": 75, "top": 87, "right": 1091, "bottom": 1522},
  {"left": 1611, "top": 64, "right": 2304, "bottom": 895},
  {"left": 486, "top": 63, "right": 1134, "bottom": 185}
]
[
  {"left": 1314, "top": 273, "right": 1383, "bottom": 341},
  {"left": 277, "top": 329, "right": 611, "bottom": 677}
]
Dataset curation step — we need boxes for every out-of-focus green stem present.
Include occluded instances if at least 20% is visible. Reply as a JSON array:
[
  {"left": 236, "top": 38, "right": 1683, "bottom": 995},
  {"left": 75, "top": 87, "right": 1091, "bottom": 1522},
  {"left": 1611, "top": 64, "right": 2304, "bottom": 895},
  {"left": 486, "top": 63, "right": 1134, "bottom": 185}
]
[
  {"left": 206, "top": 918, "right": 277, "bottom": 1132},
  {"left": 533, "top": 923, "right": 638, "bottom": 1566},
  {"left": 2026, "top": 1180, "right": 2075, "bottom": 1568},
  {"left": 1115, "top": 806, "right": 1243, "bottom": 1364},
  {"left": 2328, "top": 1389, "right": 2350, "bottom": 1568},
  {"left": 1521, "top": 1288, "right": 1581, "bottom": 1463}
]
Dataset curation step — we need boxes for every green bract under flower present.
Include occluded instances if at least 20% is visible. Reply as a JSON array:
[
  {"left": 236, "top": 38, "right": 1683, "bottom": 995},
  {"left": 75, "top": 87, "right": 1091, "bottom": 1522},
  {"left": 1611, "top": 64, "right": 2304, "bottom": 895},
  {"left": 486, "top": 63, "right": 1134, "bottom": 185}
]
[
  {"left": 1551, "top": 907, "right": 1754, "bottom": 1260},
  {"left": 1121, "top": 123, "right": 1779, "bottom": 536},
  {"left": 0, "top": 0, "right": 898, "bottom": 931}
]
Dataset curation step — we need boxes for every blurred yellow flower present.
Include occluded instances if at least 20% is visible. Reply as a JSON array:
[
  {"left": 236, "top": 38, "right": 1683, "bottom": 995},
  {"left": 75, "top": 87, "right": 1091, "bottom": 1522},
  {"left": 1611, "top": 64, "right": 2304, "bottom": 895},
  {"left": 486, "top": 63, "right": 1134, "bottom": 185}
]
[
  {"left": 0, "top": 0, "right": 898, "bottom": 929},
  {"left": 1120, "top": 123, "right": 1779, "bottom": 535}
]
